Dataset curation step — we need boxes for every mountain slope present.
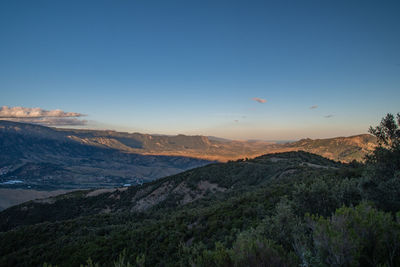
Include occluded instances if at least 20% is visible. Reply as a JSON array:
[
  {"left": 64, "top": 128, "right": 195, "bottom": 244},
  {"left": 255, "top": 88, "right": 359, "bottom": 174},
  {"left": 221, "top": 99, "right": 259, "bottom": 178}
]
[
  {"left": 0, "top": 120, "right": 211, "bottom": 190},
  {"left": 280, "top": 134, "right": 377, "bottom": 162},
  {"left": 0, "top": 151, "right": 364, "bottom": 266},
  {"left": 0, "top": 151, "right": 341, "bottom": 231},
  {"left": 0, "top": 120, "right": 377, "bottom": 165},
  {"left": 62, "top": 127, "right": 376, "bottom": 162}
]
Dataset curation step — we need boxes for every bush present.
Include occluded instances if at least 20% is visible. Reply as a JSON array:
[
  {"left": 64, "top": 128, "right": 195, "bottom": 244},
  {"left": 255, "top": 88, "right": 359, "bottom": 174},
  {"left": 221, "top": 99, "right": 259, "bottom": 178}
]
[{"left": 309, "top": 203, "right": 400, "bottom": 267}]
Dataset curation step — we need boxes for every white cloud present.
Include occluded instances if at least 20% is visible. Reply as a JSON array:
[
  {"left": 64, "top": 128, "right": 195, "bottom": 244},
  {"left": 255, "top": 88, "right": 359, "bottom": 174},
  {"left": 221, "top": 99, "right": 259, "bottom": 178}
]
[
  {"left": 0, "top": 106, "right": 86, "bottom": 126},
  {"left": 324, "top": 114, "right": 334, "bottom": 118},
  {"left": 310, "top": 105, "right": 318, "bottom": 109},
  {"left": 0, "top": 106, "right": 84, "bottom": 118}
]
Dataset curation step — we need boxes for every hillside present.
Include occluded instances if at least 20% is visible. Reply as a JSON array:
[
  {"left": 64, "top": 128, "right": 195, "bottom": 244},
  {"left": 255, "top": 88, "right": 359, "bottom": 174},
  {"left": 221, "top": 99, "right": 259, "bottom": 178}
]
[
  {"left": 1, "top": 146, "right": 399, "bottom": 266},
  {"left": 12, "top": 121, "right": 373, "bottom": 163},
  {"left": 0, "top": 151, "right": 341, "bottom": 232},
  {"left": 0, "top": 120, "right": 211, "bottom": 191},
  {"left": 0, "top": 151, "right": 351, "bottom": 266},
  {"left": 58, "top": 128, "right": 277, "bottom": 162},
  {"left": 0, "top": 120, "right": 377, "bottom": 167},
  {"left": 0, "top": 120, "right": 377, "bottom": 212},
  {"left": 60, "top": 127, "right": 377, "bottom": 162},
  {"left": 281, "top": 134, "right": 377, "bottom": 162}
]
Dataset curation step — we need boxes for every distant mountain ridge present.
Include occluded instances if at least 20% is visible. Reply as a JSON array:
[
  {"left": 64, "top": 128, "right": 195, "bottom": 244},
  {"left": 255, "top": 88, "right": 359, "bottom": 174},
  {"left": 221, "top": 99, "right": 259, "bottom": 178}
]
[
  {"left": 0, "top": 120, "right": 377, "bottom": 211},
  {"left": 283, "top": 134, "right": 377, "bottom": 162},
  {"left": 0, "top": 120, "right": 377, "bottom": 163},
  {"left": 0, "top": 120, "right": 211, "bottom": 191},
  {"left": 58, "top": 124, "right": 376, "bottom": 162}
]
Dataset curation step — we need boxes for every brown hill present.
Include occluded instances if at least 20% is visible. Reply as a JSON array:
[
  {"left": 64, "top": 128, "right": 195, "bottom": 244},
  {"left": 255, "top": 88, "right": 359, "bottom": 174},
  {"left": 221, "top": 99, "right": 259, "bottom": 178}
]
[{"left": 61, "top": 127, "right": 376, "bottom": 162}]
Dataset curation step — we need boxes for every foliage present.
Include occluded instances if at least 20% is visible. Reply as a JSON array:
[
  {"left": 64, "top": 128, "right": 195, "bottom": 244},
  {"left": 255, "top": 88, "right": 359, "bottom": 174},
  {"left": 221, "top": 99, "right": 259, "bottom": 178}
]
[
  {"left": 309, "top": 203, "right": 400, "bottom": 267},
  {"left": 191, "top": 230, "right": 298, "bottom": 267},
  {"left": 361, "top": 113, "right": 400, "bottom": 212},
  {"left": 369, "top": 113, "right": 400, "bottom": 147}
]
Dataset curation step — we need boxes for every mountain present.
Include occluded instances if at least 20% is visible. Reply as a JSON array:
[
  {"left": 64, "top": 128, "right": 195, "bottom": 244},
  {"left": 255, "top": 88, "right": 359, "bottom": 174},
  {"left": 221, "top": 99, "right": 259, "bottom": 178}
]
[
  {"left": 58, "top": 127, "right": 377, "bottom": 163},
  {"left": 48, "top": 124, "right": 376, "bottom": 162},
  {"left": 279, "top": 134, "right": 377, "bottom": 162},
  {"left": 0, "top": 120, "right": 211, "bottom": 191},
  {"left": 58, "top": 128, "right": 277, "bottom": 161},
  {"left": 0, "top": 120, "right": 376, "bottom": 167},
  {"left": 1, "top": 148, "right": 399, "bottom": 267},
  {"left": 0, "top": 151, "right": 342, "bottom": 231},
  {"left": 0, "top": 152, "right": 343, "bottom": 264},
  {"left": 0, "top": 120, "right": 376, "bottom": 210},
  {"left": 0, "top": 150, "right": 388, "bottom": 267}
]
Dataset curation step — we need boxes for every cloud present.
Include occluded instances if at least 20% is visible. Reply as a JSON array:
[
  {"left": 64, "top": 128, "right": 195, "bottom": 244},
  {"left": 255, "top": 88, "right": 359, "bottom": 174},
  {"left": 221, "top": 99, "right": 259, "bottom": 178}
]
[
  {"left": 324, "top": 114, "right": 334, "bottom": 118},
  {"left": 309, "top": 105, "right": 318, "bottom": 109},
  {"left": 0, "top": 106, "right": 87, "bottom": 126},
  {"left": 0, "top": 106, "right": 84, "bottom": 118},
  {"left": 252, "top": 97, "right": 266, "bottom": 104},
  {"left": 234, "top": 120, "right": 239, "bottom": 123},
  {"left": 4, "top": 117, "right": 88, "bottom": 126}
]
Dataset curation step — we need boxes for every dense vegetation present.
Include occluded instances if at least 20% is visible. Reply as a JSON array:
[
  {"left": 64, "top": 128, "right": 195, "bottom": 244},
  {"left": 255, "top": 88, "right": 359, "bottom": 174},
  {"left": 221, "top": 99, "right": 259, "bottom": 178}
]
[{"left": 0, "top": 114, "right": 399, "bottom": 266}]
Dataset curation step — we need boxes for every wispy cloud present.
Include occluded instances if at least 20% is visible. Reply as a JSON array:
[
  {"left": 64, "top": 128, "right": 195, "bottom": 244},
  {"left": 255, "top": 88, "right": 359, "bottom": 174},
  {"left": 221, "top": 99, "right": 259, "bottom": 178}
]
[
  {"left": 234, "top": 120, "right": 239, "bottom": 123},
  {"left": 0, "top": 106, "right": 87, "bottom": 126},
  {"left": 309, "top": 105, "right": 318, "bottom": 109},
  {"left": 252, "top": 97, "right": 266, "bottom": 103},
  {"left": 0, "top": 106, "right": 84, "bottom": 118},
  {"left": 5, "top": 117, "right": 88, "bottom": 126},
  {"left": 324, "top": 114, "right": 334, "bottom": 118}
]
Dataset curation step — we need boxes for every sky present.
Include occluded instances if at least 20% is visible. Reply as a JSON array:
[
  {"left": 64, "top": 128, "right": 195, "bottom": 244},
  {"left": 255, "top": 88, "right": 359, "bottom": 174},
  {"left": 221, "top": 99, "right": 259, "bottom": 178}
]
[{"left": 0, "top": 0, "right": 399, "bottom": 140}]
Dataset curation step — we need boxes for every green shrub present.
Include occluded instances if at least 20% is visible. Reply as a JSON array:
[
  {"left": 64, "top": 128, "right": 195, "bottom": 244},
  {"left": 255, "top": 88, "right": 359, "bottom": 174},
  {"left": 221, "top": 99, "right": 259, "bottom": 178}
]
[{"left": 309, "top": 203, "right": 400, "bottom": 267}]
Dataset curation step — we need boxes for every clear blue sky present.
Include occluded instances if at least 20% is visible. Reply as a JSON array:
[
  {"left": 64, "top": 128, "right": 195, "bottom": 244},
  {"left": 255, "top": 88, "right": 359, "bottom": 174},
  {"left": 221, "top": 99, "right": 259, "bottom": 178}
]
[{"left": 1, "top": 0, "right": 399, "bottom": 140}]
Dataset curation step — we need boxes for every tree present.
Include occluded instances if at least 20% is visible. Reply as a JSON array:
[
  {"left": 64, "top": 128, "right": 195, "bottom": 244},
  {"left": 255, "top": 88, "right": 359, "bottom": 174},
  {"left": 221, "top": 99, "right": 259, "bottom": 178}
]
[
  {"left": 362, "top": 113, "right": 400, "bottom": 211},
  {"left": 369, "top": 113, "right": 400, "bottom": 148}
]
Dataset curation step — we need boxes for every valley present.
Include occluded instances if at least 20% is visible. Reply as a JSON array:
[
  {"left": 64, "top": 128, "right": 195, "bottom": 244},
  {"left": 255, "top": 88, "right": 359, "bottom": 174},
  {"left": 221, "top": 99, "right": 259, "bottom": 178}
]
[{"left": 0, "top": 120, "right": 377, "bottom": 210}]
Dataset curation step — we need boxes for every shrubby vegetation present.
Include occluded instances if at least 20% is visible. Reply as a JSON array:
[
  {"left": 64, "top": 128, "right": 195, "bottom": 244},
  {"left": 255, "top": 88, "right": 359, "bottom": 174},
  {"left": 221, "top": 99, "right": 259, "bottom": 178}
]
[
  {"left": 0, "top": 113, "right": 399, "bottom": 266},
  {"left": 190, "top": 113, "right": 400, "bottom": 267}
]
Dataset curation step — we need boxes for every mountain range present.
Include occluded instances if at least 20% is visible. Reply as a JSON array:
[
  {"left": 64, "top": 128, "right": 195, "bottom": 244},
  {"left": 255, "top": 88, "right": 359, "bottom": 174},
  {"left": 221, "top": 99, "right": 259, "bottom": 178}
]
[
  {"left": 0, "top": 120, "right": 211, "bottom": 191},
  {"left": 1, "top": 120, "right": 377, "bottom": 163},
  {"left": 60, "top": 127, "right": 376, "bottom": 162},
  {"left": 0, "top": 117, "right": 398, "bottom": 266},
  {"left": 2, "top": 148, "right": 397, "bottom": 266},
  {"left": 0, "top": 151, "right": 347, "bottom": 266},
  {"left": 0, "top": 120, "right": 376, "bottom": 210}
]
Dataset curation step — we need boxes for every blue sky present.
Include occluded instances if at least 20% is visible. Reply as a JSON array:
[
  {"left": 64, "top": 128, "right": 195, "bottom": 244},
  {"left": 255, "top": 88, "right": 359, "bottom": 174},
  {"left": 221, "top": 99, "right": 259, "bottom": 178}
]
[{"left": 0, "top": 0, "right": 399, "bottom": 140}]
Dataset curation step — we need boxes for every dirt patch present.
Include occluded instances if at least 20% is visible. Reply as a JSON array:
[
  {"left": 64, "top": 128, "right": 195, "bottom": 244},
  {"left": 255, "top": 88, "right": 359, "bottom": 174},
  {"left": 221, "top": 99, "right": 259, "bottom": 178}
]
[
  {"left": 131, "top": 180, "right": 227, "bottom": 212},
  {"left": 133, "top": 182, "right": 174, "bottom": 211},
  {"left": 86, "top": 187, "right": 128, "bottom": 197},
  {"left": 198, "top": 180, "right": 226, "bottom": 192},
  {"left": 173, "top": 182, "right": 195, "bottom": 204},
  {"left": 301, "top": 162, "right": 337, "bottom": 169},
  {"left": 86, "top": 188, "right": 117, "bottom": 197}
]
